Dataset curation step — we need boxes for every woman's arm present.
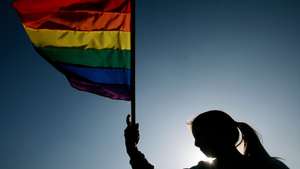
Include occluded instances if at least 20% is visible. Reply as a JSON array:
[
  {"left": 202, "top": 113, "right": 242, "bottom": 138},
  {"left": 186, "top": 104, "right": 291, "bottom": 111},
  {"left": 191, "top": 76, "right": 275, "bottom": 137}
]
[{"left": 124, "top": 115, "right": 154, "bottom": 169}]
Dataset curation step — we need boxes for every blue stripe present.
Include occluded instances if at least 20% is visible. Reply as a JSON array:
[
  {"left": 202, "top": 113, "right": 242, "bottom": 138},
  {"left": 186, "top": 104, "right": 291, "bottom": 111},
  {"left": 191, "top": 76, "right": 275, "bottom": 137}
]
[{"left": 56, "top": 63, "right": 131, "bottom": 85}]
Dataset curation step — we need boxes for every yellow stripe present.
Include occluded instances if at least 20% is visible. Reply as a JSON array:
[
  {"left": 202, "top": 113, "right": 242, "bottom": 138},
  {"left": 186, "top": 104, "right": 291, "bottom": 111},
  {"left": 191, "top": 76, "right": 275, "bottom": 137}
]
[{"left": 24, "top": 25, "right": 131, "bottom": 50}]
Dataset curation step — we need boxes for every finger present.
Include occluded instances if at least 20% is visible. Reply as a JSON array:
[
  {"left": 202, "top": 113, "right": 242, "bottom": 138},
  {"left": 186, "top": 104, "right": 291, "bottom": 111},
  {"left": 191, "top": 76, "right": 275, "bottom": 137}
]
[
  {"left": 126, "top": 114, "right": 131, "bottom": 126},
  {"left": 133, "top": 123, "right": 139, "bottom": 130}
]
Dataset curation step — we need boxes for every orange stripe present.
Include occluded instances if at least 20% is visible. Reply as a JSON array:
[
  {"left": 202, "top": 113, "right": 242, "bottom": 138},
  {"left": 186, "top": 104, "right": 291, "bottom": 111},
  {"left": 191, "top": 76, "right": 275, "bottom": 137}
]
[{"left": 21, "top": 11, "right": 131, "bottom": 32}]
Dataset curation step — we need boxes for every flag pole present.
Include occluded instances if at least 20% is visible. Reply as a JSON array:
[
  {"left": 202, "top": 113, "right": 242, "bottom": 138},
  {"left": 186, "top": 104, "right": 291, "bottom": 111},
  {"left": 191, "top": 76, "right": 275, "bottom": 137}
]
[{"left": 130, "top": 0, "right": 136, "bottom": 125}]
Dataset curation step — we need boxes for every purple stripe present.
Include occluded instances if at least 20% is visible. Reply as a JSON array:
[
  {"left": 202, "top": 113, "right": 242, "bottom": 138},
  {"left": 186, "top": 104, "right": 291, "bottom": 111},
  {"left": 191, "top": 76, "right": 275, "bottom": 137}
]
[{"left": 67, "top": 76, "right": 130, "bottom": 100}]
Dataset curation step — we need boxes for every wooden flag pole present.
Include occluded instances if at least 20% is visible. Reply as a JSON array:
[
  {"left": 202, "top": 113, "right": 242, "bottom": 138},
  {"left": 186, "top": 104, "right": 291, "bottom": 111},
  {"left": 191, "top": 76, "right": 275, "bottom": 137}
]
[{"left": 130, "top": 0, "right": 136, "bottom": 125}]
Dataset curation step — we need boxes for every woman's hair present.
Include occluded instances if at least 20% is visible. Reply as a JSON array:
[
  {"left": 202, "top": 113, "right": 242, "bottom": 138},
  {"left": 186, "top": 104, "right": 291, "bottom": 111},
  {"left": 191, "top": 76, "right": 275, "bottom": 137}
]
[
  {"left": 237, "top": 122, "right": 271, "bottom": 160},
  {"left": 191, "top": 110, "right": 286, "bottom": 167}
]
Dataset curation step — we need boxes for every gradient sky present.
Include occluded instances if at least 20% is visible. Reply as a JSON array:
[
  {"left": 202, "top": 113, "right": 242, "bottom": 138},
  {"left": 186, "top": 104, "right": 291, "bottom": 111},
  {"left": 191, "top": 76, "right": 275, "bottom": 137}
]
[{"left": 1, "top": 0, "right": 300, "bottom": 169}]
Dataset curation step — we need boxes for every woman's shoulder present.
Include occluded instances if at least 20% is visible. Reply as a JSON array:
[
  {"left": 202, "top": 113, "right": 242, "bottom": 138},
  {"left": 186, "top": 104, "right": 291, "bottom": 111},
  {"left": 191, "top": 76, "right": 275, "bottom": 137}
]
[
  {"left": 185, "top": 161, "right": 213, "bottom": 169},
  {"left": 267, "top": 158, "right": 289, "bottom": 169}
]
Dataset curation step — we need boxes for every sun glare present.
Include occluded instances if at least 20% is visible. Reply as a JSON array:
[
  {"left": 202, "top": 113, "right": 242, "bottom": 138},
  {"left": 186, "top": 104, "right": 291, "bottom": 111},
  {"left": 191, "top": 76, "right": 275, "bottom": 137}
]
[
  {"left": 205, "top": 157, "right": 216, "bottom": 164},
  {"left": 236, "top": 127, "right": 246, "bottom": 155},
  {"left": 186, "top": 147, "right": 216, "bottom": 166}
]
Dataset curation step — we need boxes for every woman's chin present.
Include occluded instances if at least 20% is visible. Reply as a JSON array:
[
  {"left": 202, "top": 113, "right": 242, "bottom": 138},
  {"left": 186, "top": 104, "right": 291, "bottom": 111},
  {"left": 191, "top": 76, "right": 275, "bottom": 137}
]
[{"left": 201, "top": 150, "right": 216, "bottom": 158}]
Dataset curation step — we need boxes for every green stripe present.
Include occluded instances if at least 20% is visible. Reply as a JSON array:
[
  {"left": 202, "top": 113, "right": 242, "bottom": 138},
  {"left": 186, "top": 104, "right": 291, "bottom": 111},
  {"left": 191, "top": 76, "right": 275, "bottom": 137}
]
[{"left": 35, "top": 47, "right": 131, "bottom": 69}]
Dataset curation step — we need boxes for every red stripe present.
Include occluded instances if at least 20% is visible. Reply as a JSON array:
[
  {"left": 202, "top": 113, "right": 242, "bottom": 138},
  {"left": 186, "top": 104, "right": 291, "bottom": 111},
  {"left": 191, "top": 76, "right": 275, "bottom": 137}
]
[
  {"left": 21, "top": 11, "right": 130, "bottom": 32},
  {"left": 13, "top": 0, "right": 131, "bottom": 16}
]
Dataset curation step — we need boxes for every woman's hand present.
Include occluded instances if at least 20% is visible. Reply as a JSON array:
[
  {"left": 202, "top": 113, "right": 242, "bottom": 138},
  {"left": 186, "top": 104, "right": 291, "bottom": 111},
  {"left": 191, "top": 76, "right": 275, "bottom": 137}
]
[
  {"left": 124, "top": 114, "right": 140, "bottom": 156},
  {"left": 124, "top": 115, "right": 155, "bottom": 169}
]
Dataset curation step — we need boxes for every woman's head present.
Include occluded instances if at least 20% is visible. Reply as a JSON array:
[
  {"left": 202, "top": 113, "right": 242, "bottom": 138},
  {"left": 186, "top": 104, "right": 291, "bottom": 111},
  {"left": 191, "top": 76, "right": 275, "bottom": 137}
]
[
  {"left": 191, "top": 110, "right": 240, "bottom": 157},
  {"left": 191, "top": 110, "right": 287, "bottom": 168}
]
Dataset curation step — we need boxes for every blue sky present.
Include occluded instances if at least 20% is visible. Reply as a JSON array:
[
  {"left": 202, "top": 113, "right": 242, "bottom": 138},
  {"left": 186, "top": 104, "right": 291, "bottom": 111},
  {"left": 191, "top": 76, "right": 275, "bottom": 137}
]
[{"left": 1, "top": 0, "right": 299, "bottom": 169}]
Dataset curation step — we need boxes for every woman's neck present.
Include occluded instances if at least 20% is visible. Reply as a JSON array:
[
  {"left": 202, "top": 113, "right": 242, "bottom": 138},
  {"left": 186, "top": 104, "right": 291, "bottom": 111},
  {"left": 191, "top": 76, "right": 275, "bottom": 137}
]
[{"left": 215, "top": 148, "right": 244, "bottom": 168}]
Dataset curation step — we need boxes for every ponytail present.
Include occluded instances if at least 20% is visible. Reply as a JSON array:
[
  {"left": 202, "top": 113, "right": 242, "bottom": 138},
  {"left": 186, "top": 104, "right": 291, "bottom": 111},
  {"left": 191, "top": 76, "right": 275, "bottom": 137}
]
[
  {"left": 237, "top": 122, "right": 271, "bottom": 160},
  {"left": 237, "top": 122, "right": 289, "bottom": 169}
]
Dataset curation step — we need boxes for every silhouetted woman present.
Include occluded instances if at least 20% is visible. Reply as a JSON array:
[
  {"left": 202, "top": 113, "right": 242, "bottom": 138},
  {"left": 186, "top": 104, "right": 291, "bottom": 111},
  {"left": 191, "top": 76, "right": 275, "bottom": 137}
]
[{"left": 124, "top": 110, "right": 289, "bottom": 169}]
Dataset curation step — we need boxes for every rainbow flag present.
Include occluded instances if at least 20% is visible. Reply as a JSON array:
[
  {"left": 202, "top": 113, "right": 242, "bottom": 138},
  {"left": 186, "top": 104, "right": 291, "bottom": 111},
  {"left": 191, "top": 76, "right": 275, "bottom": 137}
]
[{"left": 13, "top": 0, "right": 132, "bottom": 100}]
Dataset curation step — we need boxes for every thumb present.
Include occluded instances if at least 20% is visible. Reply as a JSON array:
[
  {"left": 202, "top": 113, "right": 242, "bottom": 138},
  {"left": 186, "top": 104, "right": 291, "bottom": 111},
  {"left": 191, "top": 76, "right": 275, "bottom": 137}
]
[{"left": 126, "top": 114, "right": 131, "bottom": 126}]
